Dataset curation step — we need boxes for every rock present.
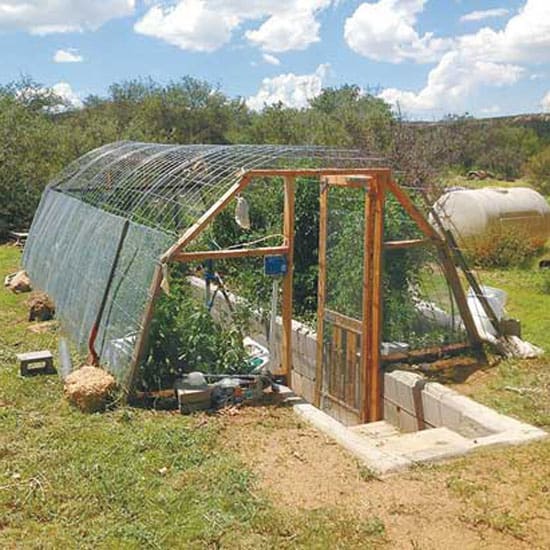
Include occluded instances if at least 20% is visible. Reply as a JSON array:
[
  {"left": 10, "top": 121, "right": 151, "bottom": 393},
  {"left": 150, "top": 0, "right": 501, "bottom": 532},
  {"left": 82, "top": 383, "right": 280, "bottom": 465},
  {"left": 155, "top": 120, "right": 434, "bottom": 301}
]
[
  {"left": 64, "top": 366, "right": 117, "bottom": 413},
  {"left": 4, "top": 271, "right": 31, "bottom": 293},
  {"left": 27, "top": 291, "right": 55, "bottom": 322}
]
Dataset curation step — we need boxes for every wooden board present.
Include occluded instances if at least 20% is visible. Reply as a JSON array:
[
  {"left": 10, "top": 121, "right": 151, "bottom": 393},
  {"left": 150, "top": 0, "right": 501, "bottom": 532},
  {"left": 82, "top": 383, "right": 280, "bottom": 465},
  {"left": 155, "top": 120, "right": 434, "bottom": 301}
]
[
  {"left": 361, "top": 175, "right": 385, "bottom": 423},
  {"left": 174, "top": 245, "right": 289, "bottom": 263},
  {"left": 281, "top": 176, "right": 295, "bottom": 381},
  {"left": 314, "top": 181, "right": 329, "bottom": 407}
]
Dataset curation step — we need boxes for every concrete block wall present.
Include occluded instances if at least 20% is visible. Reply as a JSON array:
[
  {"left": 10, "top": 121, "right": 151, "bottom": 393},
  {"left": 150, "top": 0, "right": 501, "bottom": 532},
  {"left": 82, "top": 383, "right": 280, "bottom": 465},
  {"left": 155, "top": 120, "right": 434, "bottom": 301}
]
[{"left": 383, "top": 370, "right": 499, "bottom": 437}]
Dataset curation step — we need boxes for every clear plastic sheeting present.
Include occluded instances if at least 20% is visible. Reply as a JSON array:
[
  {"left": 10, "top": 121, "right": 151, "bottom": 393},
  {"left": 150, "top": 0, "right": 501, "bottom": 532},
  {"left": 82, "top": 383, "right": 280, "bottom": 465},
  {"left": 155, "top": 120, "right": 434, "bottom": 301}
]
[{"left": 23, "top": 190, "right": 172, "bottom": 386}]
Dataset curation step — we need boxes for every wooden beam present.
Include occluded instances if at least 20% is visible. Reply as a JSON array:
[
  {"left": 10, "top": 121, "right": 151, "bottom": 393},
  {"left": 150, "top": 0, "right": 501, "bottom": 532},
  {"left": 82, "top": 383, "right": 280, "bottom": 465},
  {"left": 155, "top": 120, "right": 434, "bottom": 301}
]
[
  {"left": 322, "top": 175, "right": 372, "bottom": 188},
  {"left": 345, "top": 332, "right": 358, "bottom": 408},
  {"left": 385, "top": 178, "right": 441, "bottom": 242},
  {"left": 360, "top": 174, "right": 386, "bottom": 423},
  {"left": 384, "top": 238, "right": 430, "bottom": 250},
  {"left": 161, "top": 173, "right": 251, "bottom": 263},
  {"left": 173, "top": 245, "right": 288, "bottom": 263},
  {"left": 370, "top": 175, "right": 385, "bottom": 422},
  {"left": 325, "top": 309, "right": 362, "bottom": 335},
  {"left": 361, "top": 180, "right": 376, "bottom": 422},
  {"left": 126, "top": 263, "right": 164, "bottom": 394},
  {"left": 280, "top": 175, "right": 295, "bottom": 382},
  {"left": 244, "top": 168, "right": 390, "bottom": 179},
  {"left": 314, "top": 181, "right": 329, "bottom": 408}
]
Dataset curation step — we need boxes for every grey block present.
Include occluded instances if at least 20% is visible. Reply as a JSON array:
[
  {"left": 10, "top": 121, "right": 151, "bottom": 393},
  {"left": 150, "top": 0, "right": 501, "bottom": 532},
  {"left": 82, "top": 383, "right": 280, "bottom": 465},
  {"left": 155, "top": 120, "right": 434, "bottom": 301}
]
[
  {"left": 383, "top": 372, "right": 398, "bottom": 403},
  {"left": 396, "top": 371, "right": 424, "bottom": 414},
  {"left": 384, "top": 399, "right": 399, "bottom": 428},
  {"left": 421, "top": 390, "right": 442, "bottom": 427},
  {"left": 399, "top": 408, "right": 421, "bottom": 433}
]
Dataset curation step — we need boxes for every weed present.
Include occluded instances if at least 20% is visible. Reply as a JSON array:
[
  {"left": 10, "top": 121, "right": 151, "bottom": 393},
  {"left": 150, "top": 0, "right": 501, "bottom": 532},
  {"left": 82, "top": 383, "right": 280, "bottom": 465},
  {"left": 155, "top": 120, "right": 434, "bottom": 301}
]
[{"left": 358, "top": 463, "right": 378, "bottom": 482}]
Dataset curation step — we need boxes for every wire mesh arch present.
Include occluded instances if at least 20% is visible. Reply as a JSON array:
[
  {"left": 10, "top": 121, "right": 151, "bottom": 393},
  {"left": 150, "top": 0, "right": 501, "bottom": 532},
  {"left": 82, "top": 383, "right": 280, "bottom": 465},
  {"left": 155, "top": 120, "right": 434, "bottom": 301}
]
[
  {"left": 24, "top": 141, "right": 384, "bottom": 389},
  {"left": 51, "top": 141, "right": 384, "bottom": 237}
]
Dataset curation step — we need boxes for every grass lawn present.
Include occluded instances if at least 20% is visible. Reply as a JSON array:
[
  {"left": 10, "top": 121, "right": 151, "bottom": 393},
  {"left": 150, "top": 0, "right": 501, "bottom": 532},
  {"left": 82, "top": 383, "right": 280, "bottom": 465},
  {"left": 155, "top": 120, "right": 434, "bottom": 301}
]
[{"left": 1, "top": 243, "right": 549, "bottom": 549}]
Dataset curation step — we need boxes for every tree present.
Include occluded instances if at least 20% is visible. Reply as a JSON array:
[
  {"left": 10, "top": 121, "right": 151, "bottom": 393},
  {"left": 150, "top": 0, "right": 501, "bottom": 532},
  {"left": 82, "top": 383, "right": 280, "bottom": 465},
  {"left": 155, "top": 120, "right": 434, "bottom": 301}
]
[
  {"left": 0, "top": 80, "right": 71, "bottom": 237},
  {"left": 525, "top": 145, "right": 550, "bottom": 195}
]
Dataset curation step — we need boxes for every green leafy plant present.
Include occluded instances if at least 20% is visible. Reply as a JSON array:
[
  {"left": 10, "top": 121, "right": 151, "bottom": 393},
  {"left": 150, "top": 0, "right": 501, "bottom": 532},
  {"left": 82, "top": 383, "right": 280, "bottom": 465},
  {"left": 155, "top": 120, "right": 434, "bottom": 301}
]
[
  {"left": 525, "top": 144, "right": 550, "bottom": 195},
  {"left": 140, "top": 278, "right": 249, "bottom": 390}
]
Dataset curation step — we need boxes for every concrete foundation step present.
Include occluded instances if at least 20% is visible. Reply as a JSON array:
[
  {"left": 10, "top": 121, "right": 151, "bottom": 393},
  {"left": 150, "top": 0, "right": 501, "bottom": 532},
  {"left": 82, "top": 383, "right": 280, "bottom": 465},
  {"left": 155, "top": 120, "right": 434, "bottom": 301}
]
[
  {"left": 374, "top": 427, "right": 474, "bottom": 463},
  {"left": 350, "top": 420, "right": 401, "bottom": 441}
]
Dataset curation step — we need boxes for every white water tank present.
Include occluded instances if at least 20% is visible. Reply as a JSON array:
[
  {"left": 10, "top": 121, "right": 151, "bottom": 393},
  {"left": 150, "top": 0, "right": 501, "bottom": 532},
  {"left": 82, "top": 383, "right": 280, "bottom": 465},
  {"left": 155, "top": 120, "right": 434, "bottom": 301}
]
[{"left": 432, "top": 187, "right": 550, "bottom": 244}]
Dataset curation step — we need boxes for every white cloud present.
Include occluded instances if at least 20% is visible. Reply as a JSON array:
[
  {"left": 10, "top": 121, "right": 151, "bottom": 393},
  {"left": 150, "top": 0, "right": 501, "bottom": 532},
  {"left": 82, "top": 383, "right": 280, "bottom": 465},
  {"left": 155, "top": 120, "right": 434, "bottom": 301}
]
[
  {"left": 247, "top": 63, "right": 329, "bottom": 111},
  {"left": 262, "top": 53, "right": 281, "bottom": 66},
  {"left": 0, "top": 1, "right": 135, "bottom": 34},
  {"left": 460, "top": 8, "right": 509, "bottom": 23},
  {"left": 542, "top": 92, "right": 550, "bottom": 113},
  {"left": 378, "top": 0, "right": 550, "bottom": 114},
  {"left": 16, "top": 81, "right": 83, "bottom": 112},
  {"left": 134, "top": 0, "right": 236, "bottom": 52},
  {"left": 51, "top": 82, "right": 84, "bottom": 111},
  {"left": 135, "top": 0, "right": 333, "bottom": 53},
  {"left": 380, "top": 52, "right": 523, "bottom": 112},
  {"left": 245, "top": 1, "right": 331, "bottom": 52},
  {"left": 53, "top": 49, "right": 83, "bottom": 63},
  {"left": 344, "top": 0, "right": 452, "bottom": 63}
]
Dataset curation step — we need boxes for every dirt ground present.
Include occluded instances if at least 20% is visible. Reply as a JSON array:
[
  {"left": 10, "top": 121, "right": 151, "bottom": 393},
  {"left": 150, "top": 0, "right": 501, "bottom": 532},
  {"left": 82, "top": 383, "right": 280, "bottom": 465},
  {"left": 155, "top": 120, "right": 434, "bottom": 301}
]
[{"left": 221, "top": 403, "right": 550, "bottom": 549}]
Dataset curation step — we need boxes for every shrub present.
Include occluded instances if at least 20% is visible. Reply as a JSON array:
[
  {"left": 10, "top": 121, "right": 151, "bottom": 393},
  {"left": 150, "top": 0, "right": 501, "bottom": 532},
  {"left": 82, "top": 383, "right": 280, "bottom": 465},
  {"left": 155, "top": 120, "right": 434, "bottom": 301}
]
[
  {"left": 525, "top": 145, "right": 550, "bottom": 196},
  {"left": 463, "top": 227, "right": 541, "bottom": 268}
]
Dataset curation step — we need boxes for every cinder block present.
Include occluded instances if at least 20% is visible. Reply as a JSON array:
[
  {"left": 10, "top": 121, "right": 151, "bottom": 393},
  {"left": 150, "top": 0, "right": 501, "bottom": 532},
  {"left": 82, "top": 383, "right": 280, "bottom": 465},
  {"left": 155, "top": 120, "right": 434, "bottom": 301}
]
[
  {"left": 383, "top": 372, "right": 398, "bottom": 403},
  {"left": 439, "top": 401, "right": 463, "bottom": 432},
  {"left": 421, "top": 390, "right": 442, "bottom": 427},
  {"left": 389, "top": 371, "right": 424, "bottom": 416},
  {"left": 399, "top": 408, "right": 421, "bottom": 433},
  {"left": 383, "top": 399, "right": 399, "bottom": 428}
]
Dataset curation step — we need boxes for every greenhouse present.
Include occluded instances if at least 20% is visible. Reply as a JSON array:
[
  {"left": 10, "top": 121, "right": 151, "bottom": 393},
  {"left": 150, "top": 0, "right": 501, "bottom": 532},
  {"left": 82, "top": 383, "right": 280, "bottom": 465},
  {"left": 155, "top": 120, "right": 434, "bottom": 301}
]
[{"left": 23, "top": 141, "right": 482, "bottom": 424}]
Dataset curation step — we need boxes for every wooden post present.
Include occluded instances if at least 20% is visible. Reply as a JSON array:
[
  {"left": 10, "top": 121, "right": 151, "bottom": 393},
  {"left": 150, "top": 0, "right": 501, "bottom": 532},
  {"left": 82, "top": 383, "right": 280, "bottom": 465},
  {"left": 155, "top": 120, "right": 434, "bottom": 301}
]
[
  {"left": 281, "top": 175, "right": 295, "bottom": 383},
  {"left": 126, "top": 262, "right": 164, "bottom": 393},
  {"left": 361, "top": 175, "right": 385, "bottom": 423},
  {"left": 314, "top": 179, "right": 328, "bottom": 407},
  {"left": 370, "top": 175, "right": 385, "bottom": 421},
  {"left": 435, "top": 241, "right": 482, "bottom": 348}
]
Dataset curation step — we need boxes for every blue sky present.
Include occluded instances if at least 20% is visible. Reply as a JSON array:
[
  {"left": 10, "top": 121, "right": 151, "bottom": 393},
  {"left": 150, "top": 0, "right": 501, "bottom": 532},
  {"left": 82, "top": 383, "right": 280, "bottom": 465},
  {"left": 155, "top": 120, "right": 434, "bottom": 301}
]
[{"left": 1, "top": 1, "right": 549, "bottom": 119}]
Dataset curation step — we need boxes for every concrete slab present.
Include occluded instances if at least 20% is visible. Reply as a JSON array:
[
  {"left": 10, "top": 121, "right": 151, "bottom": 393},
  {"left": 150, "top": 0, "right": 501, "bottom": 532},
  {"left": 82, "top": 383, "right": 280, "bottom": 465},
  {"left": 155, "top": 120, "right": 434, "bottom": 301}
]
[
  {"left": 279, "top": 378, "right": 547, "bottom": 475},
  {"left": 351, "top": 421, "right": 400, "bottom": 440},
  {"left": 379, "top": 427, "right": 475, "bottom": 463},
  {"left": 293, "top": 398, "right": 412, "bottom": 475}
]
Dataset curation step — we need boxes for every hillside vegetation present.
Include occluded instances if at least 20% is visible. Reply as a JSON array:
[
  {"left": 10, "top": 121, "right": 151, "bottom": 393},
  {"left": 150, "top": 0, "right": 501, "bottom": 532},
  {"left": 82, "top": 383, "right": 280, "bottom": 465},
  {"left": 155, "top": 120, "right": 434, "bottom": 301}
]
[{"left": 2, "top": 76, "right": 550, "bottom": 237}]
